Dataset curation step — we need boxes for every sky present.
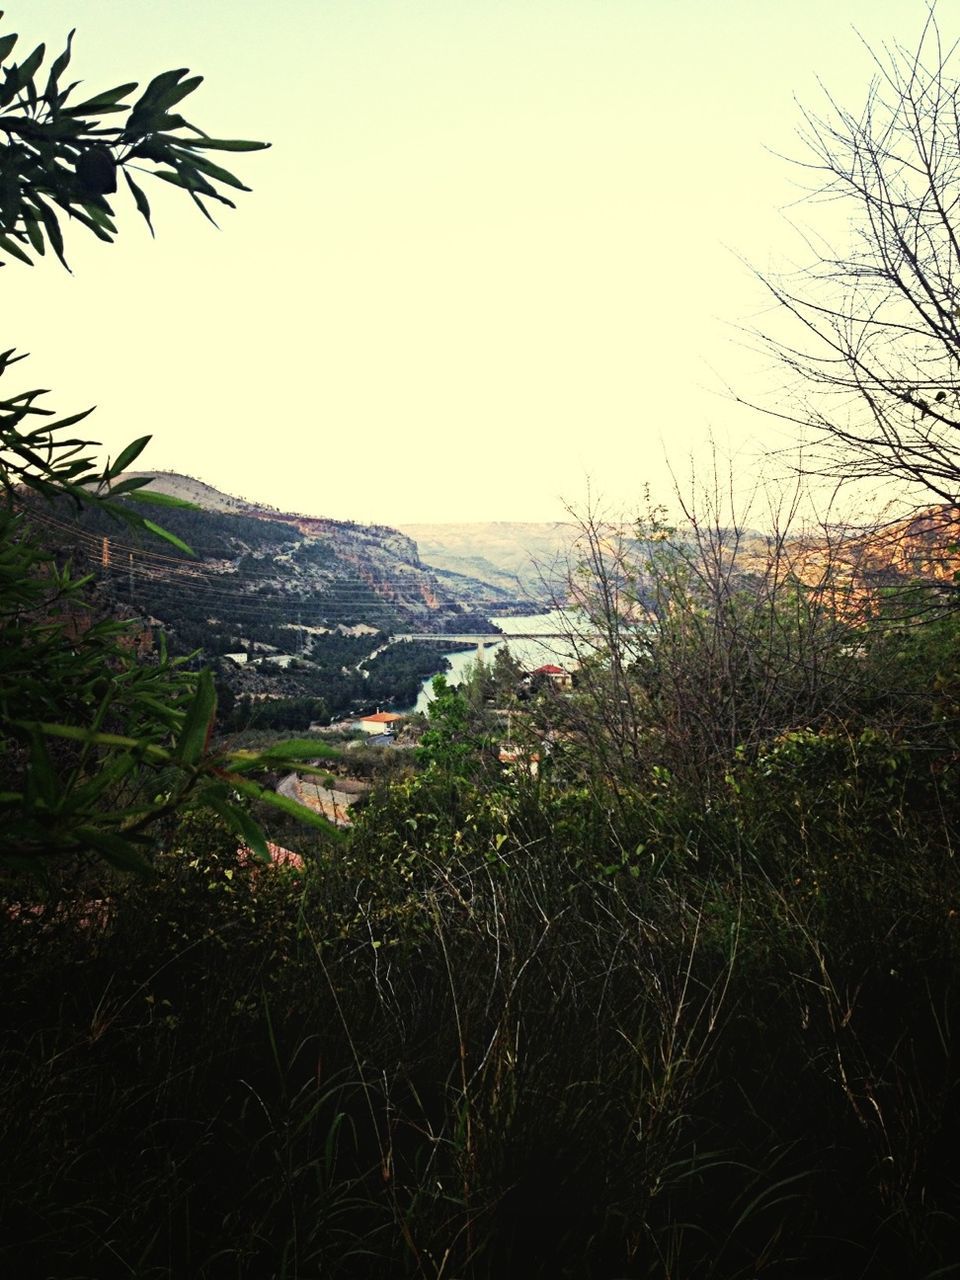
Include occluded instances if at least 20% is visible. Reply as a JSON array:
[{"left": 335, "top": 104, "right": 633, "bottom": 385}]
[{"left": 0, "top": 0, "right": 941, "bottom": 525}]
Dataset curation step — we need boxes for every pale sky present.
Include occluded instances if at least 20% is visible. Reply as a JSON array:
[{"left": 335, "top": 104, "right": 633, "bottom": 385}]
[{"left": 0, "top": 0, "right": 938, "bottom": 524}]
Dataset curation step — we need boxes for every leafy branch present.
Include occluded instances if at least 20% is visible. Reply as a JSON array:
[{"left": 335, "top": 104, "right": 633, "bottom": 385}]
[{"left": 0, "top": 13, "right": 268, "bottom": 267}]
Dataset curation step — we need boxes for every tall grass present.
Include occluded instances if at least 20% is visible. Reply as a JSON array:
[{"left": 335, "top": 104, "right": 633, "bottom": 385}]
[{"left": 3, "top": 750, "right": 959, "bottom": 1277}]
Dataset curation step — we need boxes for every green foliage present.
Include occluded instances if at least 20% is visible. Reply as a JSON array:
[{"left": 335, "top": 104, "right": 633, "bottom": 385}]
[
  {"left": 0, "top": 405, "right": 348, "bottom": 874},
  {"left": 0, "top": 348, "right": 194, "bottom": 541},
  {"left": 5, "top": 735, "right": 960, "bottom": 1275},
  {"left": 416, "top": 673, "right": 493, "bottom": 780},
  {"left": 0, "top": 14, "right": 341, "bottom": 875},
  {"left": 0, "top": 15, "right": 268, "bottom": 266},
  {"left": 5, "top": 14, "right": 960, "bottom": 1274}
]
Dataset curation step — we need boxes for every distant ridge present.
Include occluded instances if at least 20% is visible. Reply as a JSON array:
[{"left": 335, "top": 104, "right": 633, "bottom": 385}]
[
  {"left": 123, "top": 471, "right": 263, "bottom": 515},
  {"left": 398, "top": 520, "right": 578, "bottom": 601},
  {"left": 126, "top": 474, "right": 573, "bottom": 605},
  {"left": 118, "top": 471, "right": 534, "bottom": 614}
]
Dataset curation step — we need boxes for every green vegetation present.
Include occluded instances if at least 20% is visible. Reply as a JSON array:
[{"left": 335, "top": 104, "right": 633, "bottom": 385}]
[
  {"left": 7, "top": 469, "right": 960, "bottom": 1273},
  {"left": 0, "top": 21, "right": 335, "bottom": 874},
  {"left": 3, "top": 584, "right": 959, "bottom": 1275},
  {"left": 26, "top": 496, "right": 469, "bottom": 723},
  {"left": 4, "top": 11, "right": 960, "bottom": 1280},
  {"left": 0, "top": 13, "right": 268, "bottom": 265}
]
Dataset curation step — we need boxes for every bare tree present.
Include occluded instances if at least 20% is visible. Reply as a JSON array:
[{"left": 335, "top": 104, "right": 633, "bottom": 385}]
[
  {"left": 752, "top": 9, "right": 960, "bottom": 507},
  {"left": 552, "top": 470, "right": 875, "bottom": 803}
]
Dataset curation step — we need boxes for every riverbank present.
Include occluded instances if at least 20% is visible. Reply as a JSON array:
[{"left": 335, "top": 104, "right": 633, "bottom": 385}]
[{"left": 408, "top": 609, "right": 587, "bottom": 712}]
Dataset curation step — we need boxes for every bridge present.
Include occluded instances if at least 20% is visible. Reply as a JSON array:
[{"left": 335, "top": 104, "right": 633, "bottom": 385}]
[{"left": 391, "top": 632, "right": 579, "bottom": 658}]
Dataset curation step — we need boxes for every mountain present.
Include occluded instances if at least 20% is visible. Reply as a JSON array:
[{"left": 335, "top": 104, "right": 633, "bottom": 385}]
[
  {"left": 31, "top": 470, "right": 955, "bottom": 729},
  {"left": 730, "top": 505, "right": 960, "bottom": 617},
  {"left": 400, "top": 506, "right": 960, "bottom": 624},
  {"left": 116, "top": 471, "right": 544, "bottom": 615},
  {"left": 397, "top": 521, "right": 579, "bottom": 602},
  {"left": 24, "top": 473, "right": 535, "bottom": 724}
]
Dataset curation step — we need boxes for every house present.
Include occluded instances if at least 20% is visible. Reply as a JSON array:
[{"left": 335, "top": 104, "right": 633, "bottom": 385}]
[
  {"left": 356, "top": 711, "right": 405, "bottom": 735},
  {"left": 532, "top": 663, "right": 573, "bottom": 689}
]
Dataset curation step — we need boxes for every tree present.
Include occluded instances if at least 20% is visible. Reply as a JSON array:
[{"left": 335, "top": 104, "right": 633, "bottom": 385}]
[
  {"left": 555, "top": 479, "right": 866, "bottom": 802},
  {"left": 752, "top": 10, "right": 960, "bottom": 508},
  {"left": 0, "top": 19, "right": 339, "bottom": 874},
  {"left": 417, "top": 674, "right": 492, "bottom": 780}
]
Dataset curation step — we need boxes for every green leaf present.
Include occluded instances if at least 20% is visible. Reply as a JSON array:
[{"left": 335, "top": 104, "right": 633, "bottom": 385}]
[
  {"left": 142, "top": 517, "right": 194, "bottom": 555},
  {"left": 203, "top": 795, "right": 271, "bottom": 863},
  {"left": 40, "top": 407, "right": 96, "bottom": 432},
  {"left": 0, "top": 32, "right": 18, "bottom": 64},
  {"left": 65, "top": 82, "right": 137, "bottom": 115},
  {"left": 123, "top": 489, "right": 194, "bottom": 508},
  {"left": 69, "top": 754, "right": 137, "bottom": 807},
  {"left": 126, "top": 68, "right": 194, "bottom": 130},
  {"left": 179, "top": 151, "right": 250, "bottom": 191},
  {"left": 174, "top": 668, "right": 216, "bottom": 766},
  {"left": 136, "top": 67, "right": 190, "bottom": 102},
  {"left": 34, "top": 197, "right": 67, "bottom": 269},
  {"left": 151, "top": 74, "right": 203, "bottom": 113},
  {"left": 188, "top": 191, "right": 221, "bottom": 227},
  {"left": 25, "top": 728, "right": 58, "bottom": 810},
  {"left": 45, "top": 28, "right": 73, "bottom": 96},
  {"left": 0, "top": 232, "right": 32, "bottom": 264},
  {"left": 75, "top": 826, "right": 153, "bottom": 874},
  {"left": 78, "top": 200, "right": 117, "bottom": 233},
  {"left": 102, "top": 474, "right": 154, "bottom": 497},
  {"left": 11, "top": 721, "right": 169, "bottom": 760},
  {"left": 21, "top": 212, "right": 44, "bottom": 255},
  {"left": 123, "top": 169, "right": 153, "bottom": 233},
  {"left": 180, "top": 137, "right": 270, "bottom": 152},
  {"left": 153, "top": 167, "right": 216, "bottom": 195},
  {"left": 230, "top": 776, "right": 346, "bottom": 838},
  {"left": 108, "top": 434, "right": 150, "bottom": 477},
  {"left": 14, "top": 41, "right": 44, "bottom": 88},
  {"left": 66, "top": 206, "right": 114, "bottom": 243},
  {"left": 0, "top": 170, "right": 21, "bottom": 224}
]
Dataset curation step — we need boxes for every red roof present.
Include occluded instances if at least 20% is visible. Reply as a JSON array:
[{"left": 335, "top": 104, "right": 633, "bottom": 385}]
[
  {"left": 535, "top": 664, "right": 566, "bottom": 675},
  {"left": 360, "top": 711, "right": 404, "bottom": 723},
  {"left": 239, "top": 842, "right": 305, "bottom": 871}
]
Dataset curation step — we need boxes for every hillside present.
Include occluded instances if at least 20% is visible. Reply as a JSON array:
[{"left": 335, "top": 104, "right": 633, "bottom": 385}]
[
  {"left": 24, "top": 473, "right": 526, "bottom": 726},
  {"left": 731, "top": 505, "right": 960, "bottom": 617},
  {"left": 397, "top": 520, "right": 578, "bottom": 602},
  {"left": 125, "top": 472, "right": 534, "bottom": 613},
  {"left": 29, "top": 472, "right": 958, "bottom": 728}
]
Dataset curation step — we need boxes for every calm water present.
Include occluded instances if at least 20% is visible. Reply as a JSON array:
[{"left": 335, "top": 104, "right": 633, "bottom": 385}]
[{"left": 409, "top": 609, "right": 591, "bottom": 713}]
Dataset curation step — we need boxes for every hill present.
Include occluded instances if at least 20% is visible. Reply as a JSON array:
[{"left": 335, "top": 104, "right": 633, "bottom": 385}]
[
  {"left": 23, "top": 473, "right": 532, "bottom": 727},
  {"left": 731, "top": 505, "right": 960, "bottom": 618},
  {"left": 397, "top": 520, "right": 579, "bottom": 602}
]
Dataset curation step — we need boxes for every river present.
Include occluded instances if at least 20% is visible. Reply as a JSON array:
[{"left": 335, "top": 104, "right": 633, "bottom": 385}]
[{"left": 409, "top": 608, "right": 591, "bottom": 714}]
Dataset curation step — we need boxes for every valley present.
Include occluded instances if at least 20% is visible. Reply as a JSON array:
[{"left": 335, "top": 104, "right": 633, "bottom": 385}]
[
  {"left": 25, "top": 471, "right": 960, "bottom": 734},
  {"left": 24, "top": 472, "right": 571, "bottom": 730}
]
